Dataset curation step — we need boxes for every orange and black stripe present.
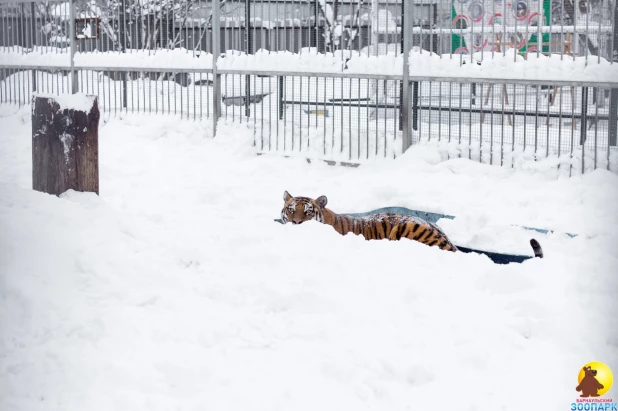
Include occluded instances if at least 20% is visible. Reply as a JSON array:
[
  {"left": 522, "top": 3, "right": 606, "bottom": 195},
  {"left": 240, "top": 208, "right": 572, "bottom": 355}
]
[
  {"left": 323, "top": 212, "right": 458, "bottom": 252},
  {"left": 281, "top": 192, "right": 542, "bottom": 259}
]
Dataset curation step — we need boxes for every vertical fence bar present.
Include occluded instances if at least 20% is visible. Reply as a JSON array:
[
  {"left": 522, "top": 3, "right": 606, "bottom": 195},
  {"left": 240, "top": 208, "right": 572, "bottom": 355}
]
[
  {"left": 402, "top": 0, "right": 411, "bottom": 151},
  {"left": 594, "top": 88, "right": 599, "bottom": 170},
  {"left": 609, "top": 0, "right": 618, "bottom": 147},
  {"left": 18, "top": 3, "right": 23, "bottom": 53},
  {"left": 30, "top": 1, "right": 36, "bottom": 93},
  {"left": 428, "top": 80, "right": 432, "bottom": 142},
  {"left": 245, "top": 0, "right": 251, "bottom": 118},
  {"left": 581, "top": 87, "right": 589, "bottom": 174},
  {"left": 412, "top": 80, "right": 419, "bottom": 132},
  {"left": 120, "top": 0, "right": 127, "bottom": 108},
  {"left": 69, "top": 0, "right": 77, "bottom": 94},
  {"left": 213, "top": 0, "right": 221, "bottom": 136},
  {"left": 278, "top": 75, "right": 284, "bottom": 120},
  {"left": 459, "top": 83, "right": 463, "bottom": 151},
  {"left": 399, "top": 0, "right": 404, "bottom": 132}
]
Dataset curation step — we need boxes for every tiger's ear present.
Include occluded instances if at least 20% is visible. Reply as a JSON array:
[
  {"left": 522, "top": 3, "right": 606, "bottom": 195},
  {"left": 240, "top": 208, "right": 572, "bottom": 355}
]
[
  {"left": 316, "top": 195, "right": 328, "bottom": 208},
  {"left": 283, "top": 190, "right": 292, "bottom": 202}
]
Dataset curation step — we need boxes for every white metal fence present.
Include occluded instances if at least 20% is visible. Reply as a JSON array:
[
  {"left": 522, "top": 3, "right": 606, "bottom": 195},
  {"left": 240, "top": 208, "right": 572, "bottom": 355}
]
[{"left": 1, "top": 0, "right": 617, "bottom": 175}]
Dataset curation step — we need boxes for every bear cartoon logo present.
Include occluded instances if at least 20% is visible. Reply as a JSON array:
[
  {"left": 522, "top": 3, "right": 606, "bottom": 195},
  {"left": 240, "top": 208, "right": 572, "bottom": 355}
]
[{"left": 576, "top": 366, "right": 605, "bottom": 397}]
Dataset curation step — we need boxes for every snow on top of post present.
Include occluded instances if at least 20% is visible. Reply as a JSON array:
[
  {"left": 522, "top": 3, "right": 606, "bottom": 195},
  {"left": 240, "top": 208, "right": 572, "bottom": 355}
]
[{"left": 33, "top": 92, "right": 97, "bottom": 112}]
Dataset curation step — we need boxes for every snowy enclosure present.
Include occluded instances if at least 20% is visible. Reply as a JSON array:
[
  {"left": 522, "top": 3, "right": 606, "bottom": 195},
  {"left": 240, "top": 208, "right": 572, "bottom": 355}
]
[
  {"left": 1, "top": 3, "right": 618, "bottom": 410},
  {"left": 1, "top": 103, "right": 618, "bottom": 411},
  {"left": 0, "top": 0, "right": 617, "bottom": 174}
]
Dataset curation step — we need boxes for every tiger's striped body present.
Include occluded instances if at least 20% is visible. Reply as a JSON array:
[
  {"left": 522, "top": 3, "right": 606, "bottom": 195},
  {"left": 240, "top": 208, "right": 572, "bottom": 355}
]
[{"left": 281, "top": 191, "right": 458, "bottom": 252}]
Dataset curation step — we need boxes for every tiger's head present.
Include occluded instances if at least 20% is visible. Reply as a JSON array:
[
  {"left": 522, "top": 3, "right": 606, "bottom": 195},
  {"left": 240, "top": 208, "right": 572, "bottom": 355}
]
[{"left": 281, "top": 190, "right": 328, "bottom": 225}]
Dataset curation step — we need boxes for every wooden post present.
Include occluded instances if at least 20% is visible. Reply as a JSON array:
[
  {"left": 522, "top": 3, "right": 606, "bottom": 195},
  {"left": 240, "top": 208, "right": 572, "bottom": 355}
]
[{"left": 32, "top": 94, "right": 100, "bottom": 196}]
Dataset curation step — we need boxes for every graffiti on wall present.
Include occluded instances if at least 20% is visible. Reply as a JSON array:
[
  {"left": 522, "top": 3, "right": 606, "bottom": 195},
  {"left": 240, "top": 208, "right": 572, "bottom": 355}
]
[{"left": 448, "top": 0, "right": 552, "bottom": 55}]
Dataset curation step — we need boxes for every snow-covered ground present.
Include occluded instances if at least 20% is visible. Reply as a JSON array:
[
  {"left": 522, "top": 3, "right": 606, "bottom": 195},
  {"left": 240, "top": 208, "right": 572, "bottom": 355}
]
[{"left": 0, "top": 103, "right": 617, "bottom": 411}]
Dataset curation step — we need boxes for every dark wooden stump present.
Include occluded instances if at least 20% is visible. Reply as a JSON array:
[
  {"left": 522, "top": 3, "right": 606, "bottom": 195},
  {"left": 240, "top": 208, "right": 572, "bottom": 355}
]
[{"left": 32, "top": 94, "right": 100, "bottom": 196}]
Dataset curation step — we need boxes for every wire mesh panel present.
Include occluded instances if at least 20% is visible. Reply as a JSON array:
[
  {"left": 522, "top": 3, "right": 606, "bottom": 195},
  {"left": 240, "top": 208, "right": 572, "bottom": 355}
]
[
  {"left": 0, "top": 66, "right": 72, "bottom": 105},
  {"left": 110, "top": 0, "right": 215, "bottom": 54},
  {"left": 408, "top": 0, "right": 616, "bottom": 61},
  {"left": 218, "top": 72, "right": 403, "bottom": 162},
  {"left": 0, "top": 65, "right": 213, "bottom": 120},
  {"left": 0, "top": 0, "right": 217, "bottom": 53},
  {"left": 0, "top": 0, "right": 72, "bottom": 71},
  {"left": 409, "top": 79, "right": 617, "bottom": 174},
  {"left": 77, "top": 68, "right": 214, "bottom": 119},
  {"left": 1, "top": 0, "right": 615, "bottom": 59},
  {"left": 217, "top": 0, "right": 404, "bottom": 56}
]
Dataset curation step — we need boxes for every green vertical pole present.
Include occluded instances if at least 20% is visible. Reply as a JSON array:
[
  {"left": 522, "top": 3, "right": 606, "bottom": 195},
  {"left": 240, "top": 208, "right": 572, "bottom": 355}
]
[{"left": 450, "top": 1, "right": 466, "bottom": 54}]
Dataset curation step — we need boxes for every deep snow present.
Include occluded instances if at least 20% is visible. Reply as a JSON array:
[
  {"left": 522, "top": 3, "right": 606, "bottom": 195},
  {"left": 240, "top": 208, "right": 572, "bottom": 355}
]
[{"left": 0, "top": 104, "right": 617, "bottom": 411}]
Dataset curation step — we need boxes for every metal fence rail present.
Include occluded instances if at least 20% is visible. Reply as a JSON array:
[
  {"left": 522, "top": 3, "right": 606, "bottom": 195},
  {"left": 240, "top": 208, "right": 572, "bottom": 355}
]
[{"left": 0, "top": 0, "right": 617, "bottom": 175}]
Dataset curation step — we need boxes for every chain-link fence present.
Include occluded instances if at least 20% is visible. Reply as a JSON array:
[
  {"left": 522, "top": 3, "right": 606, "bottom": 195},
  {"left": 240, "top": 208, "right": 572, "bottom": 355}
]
[{"left": 1, "top": 0, "right": 617, "bottom": 174}]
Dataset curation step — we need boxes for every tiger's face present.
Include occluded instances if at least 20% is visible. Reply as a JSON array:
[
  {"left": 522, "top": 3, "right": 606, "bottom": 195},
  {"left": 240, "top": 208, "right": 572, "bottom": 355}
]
[{"left": 281, "top": 190, "right": 328, "bottom": 225}]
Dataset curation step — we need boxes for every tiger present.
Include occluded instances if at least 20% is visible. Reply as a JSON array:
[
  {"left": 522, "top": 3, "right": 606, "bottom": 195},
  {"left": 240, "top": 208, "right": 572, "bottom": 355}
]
[{"left": 281, "top": 190, "right": 544, "bottom": 259}]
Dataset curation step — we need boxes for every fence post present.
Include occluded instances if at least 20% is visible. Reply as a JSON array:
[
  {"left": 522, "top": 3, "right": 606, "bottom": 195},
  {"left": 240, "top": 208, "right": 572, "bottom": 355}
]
[
  {"left": 371, "top": 0, "right": 379, "bottom": 56},
  {"left": 278, "top": 76, "right": 284, "bottom": 120},
  {"left": 609, "top": 0, "right": 618, "bottom": 147},
  {"left": 245, "top": 0, "right": 252, "bottom": 118},
  {"left": 581, "top": 87, "right": 590, "bottom": 173},
  {"left": 30, "top": 2, "right": 37, "bottom": 92},
  {"left": 412, "top": 81, "right": 419, "bottom": 131},
  {"left": 69, "top": 0, "right": 78, "bottom": 94},
  {"left": 401, "top": 0, "right": 411, "bottom": 152},
  {"left": 399, "top": 0, "right": 403, "bottom": 132},
  {"left": 32, "top": 94, "right": 100, "bottom": 196},
  {"left": 580, "top": 87, "right": 589, "bottom": 146},
  {"left": 212, "top": 0, "right": 222, "bottom": 137},
  {"left": 610, "top": 89, "right": 618, "bottom": 147},
  {"left": 119, "top": 0, "right": 127, "bottom": 108},
  {"left": 313, "top": 0, "right": 319, "bottom": 51}
]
